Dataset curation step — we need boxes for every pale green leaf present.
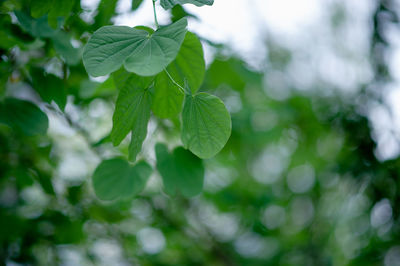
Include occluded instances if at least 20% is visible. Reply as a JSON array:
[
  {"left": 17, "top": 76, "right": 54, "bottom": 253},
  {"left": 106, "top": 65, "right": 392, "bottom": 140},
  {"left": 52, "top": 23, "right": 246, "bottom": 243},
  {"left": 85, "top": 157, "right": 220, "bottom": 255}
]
[
  {"left": 92, "top": 158, "right": 152, "bottom": 201},
  {"left": 160, "top": 0, "right": 214, "bottom": 9},
  {"left": 0, "top": 98, "right": 48, "bottom": 136},
  {"left": 111, "top": 73, "right": 153, "bottom": 161},
  {"left": 124, "top": 18, "right": 188, "bottom": 76},
  {"left": 181, "top": 93, "right": 231, "bottom": 159},
  {"left": 155, "top": 143, "right": 204, "bottom": 197}
]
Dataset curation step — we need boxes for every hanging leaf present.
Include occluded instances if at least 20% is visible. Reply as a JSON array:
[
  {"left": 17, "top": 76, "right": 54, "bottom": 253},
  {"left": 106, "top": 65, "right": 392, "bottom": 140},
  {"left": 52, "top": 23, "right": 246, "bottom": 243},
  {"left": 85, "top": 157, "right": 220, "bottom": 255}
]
[
  {"left": 92, "top": 158, "right": 152, "bottom": 201},
  {"left": 155, "top": 143, "right": 204, "bottom": 197},
  {"left": 111, "top": 73, "right": 153, "bottom": 161},
  {"left": 83, "top": 18, "right": 187, "bottom": 77},
  {"left": 160, "top": 0, "right": 214, "bottom": 10},
  {"left": 181, "top": 93, "right": 231, "bottom": 159},
  {"left": 0, "top": 98, "right": 48, "bottom": 136}
]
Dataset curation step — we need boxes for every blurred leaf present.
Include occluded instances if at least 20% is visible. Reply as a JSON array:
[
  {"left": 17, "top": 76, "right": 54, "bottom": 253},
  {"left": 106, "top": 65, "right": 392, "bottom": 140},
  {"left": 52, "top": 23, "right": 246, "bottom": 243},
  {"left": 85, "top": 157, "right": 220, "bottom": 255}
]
[
  {"left": 31, "top": 68, "right": 67, "bottom": 110},
  {"left": 0, "top": 98, "right": 48, "bottom": 136},
  {"left": 132, "top": 0, "right": 144, "bottom": 10},
  {"left": 94, "top": 0, "right": 119, "bottom": 28},
  {"left": 160, "top": 0, "right": 214, "bottom": 9},
  {"left": 47, "top": 0, "right": 74, "bottom": 28},
  {"left": 92, "top": 158, "right": 152, "bottom": 201},
  {"left": 30, "top": 0, "right": 52, "bottom": 18},
  {"left": 181, "top": 93, "right": 231, "bottom": 159},
  {"left": 171, "top": 5, "right": 198, "bottom": 22},
  {"left": 15, "top": 11, "right": 55, "bottom": 38},
  {"left": 155, "top": 143, "right": 204, "bottom": 197},
  {"left": 51, "top": 31, "right": 81, "bottom": 65}
]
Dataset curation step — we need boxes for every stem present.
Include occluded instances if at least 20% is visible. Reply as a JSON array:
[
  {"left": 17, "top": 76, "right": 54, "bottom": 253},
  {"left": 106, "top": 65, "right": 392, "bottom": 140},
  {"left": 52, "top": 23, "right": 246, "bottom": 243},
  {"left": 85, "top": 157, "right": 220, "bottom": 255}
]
[
  {"left": 164, "top": 69, "right": 186, "bottom": 94},
  {"left": 152, "top": 0, "right": 159, "bottom": 28}
]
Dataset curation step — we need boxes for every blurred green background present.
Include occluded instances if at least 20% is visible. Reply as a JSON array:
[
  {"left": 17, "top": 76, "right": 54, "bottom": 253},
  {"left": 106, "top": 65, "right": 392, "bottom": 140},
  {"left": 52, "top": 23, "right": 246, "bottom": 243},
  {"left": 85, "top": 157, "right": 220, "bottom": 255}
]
[{"left": 1, "top": 0, "right": 400, "bottom": 265}]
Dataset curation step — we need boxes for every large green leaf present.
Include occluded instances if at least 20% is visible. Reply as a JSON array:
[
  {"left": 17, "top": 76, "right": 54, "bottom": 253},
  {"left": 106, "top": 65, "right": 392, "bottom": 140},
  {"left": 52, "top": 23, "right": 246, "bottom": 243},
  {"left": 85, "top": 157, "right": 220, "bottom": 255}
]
[
  {"left": 0, "top": 98, "right": 48, "bottom": 136},
  {"left": 155, "top": 143, "right": 204, "bottom": 197},
  {"left": 167, "top": 32, "right": 205, "bottom": 93},
  {"left": 181, "top": 93, "right": 231, "bottom": 159},
  {"left": 124, "top": 18, "right": 188, "bottom": 76},
  {"left": 160, "top": 0, "right": 214, "bottom": 9},
  {"left": 111, "top": 73, "right": 153, "bottom": 161},
  {"left": 92, "top": 158, "right": 152, "bottom": 201},
  {"left": 83, "top": 18, "right": 187, "bottom": 77}
]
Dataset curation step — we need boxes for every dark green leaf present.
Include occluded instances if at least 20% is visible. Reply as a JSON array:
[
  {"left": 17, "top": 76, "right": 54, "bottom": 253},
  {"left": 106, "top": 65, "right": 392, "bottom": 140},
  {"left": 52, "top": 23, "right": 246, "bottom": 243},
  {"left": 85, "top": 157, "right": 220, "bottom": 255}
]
[
  {"left": 181, "top": 93, "right": 231, "bottom": 158},
  {"left": 0, "top": 98, "right": 48, "bottom": 136},
  {"left": 92, "top": 158, "right": 152, "bottom": 201},
  {"left": 132, "top": 0, "right": 144, "bottom": 10},
  {"left": 155, "top": 143, "right": 204, "bottom": 197},
  {"left": 31, "top": 0, "right": 53, "bottom": 18}
]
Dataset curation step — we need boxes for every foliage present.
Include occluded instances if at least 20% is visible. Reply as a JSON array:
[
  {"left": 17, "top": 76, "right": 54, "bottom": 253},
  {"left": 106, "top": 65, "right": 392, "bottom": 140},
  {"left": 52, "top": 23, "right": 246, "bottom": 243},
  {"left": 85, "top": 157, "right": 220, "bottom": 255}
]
[{"left": 0, "top": 0, "right": 400, "bottom": 265}]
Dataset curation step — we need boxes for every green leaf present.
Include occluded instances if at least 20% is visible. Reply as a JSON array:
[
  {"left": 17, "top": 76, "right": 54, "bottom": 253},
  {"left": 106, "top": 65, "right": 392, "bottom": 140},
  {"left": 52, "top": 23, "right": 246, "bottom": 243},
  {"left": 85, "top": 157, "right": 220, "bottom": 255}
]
[
  {"left": 151, "top": 71, "right": 184, "bottom": 118},
  {"left": 111, "top": 73, "right": 153, "bottom": 161},
  {"left": 155, "top": 143, "right": 204, "bottom": 197},
  {"left": 132, "top": 0, "right": 144, "bottom": 10},
  {"left": 31, "top": 68, "right": 67, "bottom": 111},
  {"left": 48, "top": 0, "right": 74, "bottom": 28},
  {"left": 0, "top": 98, "right": 48, "bottom": 136},
  {"left": 92, "top": 158, "right": 152, "bottom": 201},
  {"left": 31, "top": 0, "right": 53, "bottom": 18},
  {"left": 52, "top": 31, "right": 81, "bottom": 65},
  {"left": 15, "top": 11, "right": 55, "bottom": 38},
  {"left": 160, "top": 0, "right": 214, "bottom": 9},
  {"left": 83, "top": 18, "right": 187, "bottom": 77},
  {"left": 181, "top": 93, "right": 231, "bottom": 159},
  {"left": 124, "top": 18, "right": 188, "bottom": 76},
  {"left": 167, "top": 32, "right": 205, "bottom": 93}
]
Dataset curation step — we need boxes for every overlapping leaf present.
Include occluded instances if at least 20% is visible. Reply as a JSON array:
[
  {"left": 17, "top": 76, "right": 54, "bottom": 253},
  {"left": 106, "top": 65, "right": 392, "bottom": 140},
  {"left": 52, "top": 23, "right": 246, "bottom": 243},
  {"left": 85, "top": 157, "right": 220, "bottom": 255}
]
[
  {"left": 92, "top": 158, "right": 152, "bottom": 201},
  {"left": 111, "top": 73, "right": 153, "bottom": 161},
  {"left": 83, "top": 18, "right": 187, "bottom": 77},
  {"left": 155, "top": 143, "right": 204, "bottom": 197},
  {"left": 181, "top": 93, "right": 231, "bottom": 159}
]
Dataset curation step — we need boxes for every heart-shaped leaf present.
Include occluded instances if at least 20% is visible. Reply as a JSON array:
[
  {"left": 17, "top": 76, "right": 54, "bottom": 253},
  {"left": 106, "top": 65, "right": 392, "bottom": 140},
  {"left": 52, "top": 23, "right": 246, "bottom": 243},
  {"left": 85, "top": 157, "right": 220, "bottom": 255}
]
[
  {"left": 160, "top": 0, "right": 214, "bottom": 9},
  {"left": 92, "top": 158, "right": 152, "bottom": 201},
  {"left": 181, "top": 92, "right": 231, "bottom": 159},
  {"left": 155, "top": 143, "right": 204, "bottom": 197},
  {"left": 83, "top": 18, "right": 187, "bottom": 77}
]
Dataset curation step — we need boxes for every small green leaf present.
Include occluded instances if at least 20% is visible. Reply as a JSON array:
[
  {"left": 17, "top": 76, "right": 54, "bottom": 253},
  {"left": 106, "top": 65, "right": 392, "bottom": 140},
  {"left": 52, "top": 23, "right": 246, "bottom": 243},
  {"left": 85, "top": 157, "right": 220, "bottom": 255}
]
[
  {"left": 155, "top": 143, "right": 204, "bottom": 197},
  {"left": 111, "top": 73, "right": 153, "bottom": 161},
  {"left": 124, "top": 18, "right": 188, "bottom": 76},
  {"left": 83, "top": 18, "right": 187, "bottom": 77},
  {"left": 0, "top": 98, "right": 48, "bottom": 136},
  {"left": 167, "top": 32, "right": 205, "bottom": 93},
  {"left": 181, "top": 93, "right": 231, "bottom": 159},
  {"left": 92, "top": 158, "right": 152, "bottom": 201},
  {"left": 160, "top": 0, "right": 214, "bottom": 9},
  {"left": 132, "top": 0, "right": 144, "bottom": 10}
]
